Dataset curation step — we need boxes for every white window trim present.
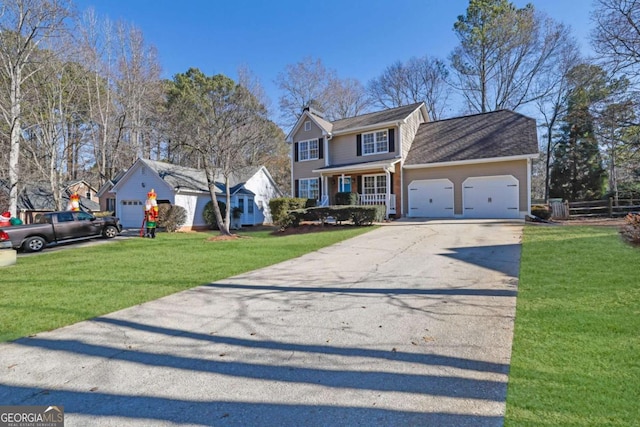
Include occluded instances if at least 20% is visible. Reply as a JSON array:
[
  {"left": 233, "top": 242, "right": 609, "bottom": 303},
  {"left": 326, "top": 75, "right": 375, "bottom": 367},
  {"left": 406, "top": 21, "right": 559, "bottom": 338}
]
[
  {"left": 298, "top": 139, "right": 319, "bottom": 162},
  {"left": 304, "top": 121, "right": 311, "bottom": 131},
  {"left": 362, "top": 173, "right": 387, "bottom": 195},
  {"left": 362, "top": 130, "right": 389, "bottom": 156},
  {"left": 298, "top": 177, "right": 320, "bottom": 200}
]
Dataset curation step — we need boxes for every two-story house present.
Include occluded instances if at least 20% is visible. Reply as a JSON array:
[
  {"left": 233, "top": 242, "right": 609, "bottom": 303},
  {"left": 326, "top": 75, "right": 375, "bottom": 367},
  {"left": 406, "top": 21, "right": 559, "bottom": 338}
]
[{"left": 288, "top": 102, "right": 538, "bottom": 219}]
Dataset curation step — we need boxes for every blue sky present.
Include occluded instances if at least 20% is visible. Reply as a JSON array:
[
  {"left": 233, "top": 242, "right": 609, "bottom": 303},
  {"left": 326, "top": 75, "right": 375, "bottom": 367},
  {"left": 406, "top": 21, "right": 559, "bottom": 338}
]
[{"left": 74, "top": 0, "right": 594, "bottom": 117}]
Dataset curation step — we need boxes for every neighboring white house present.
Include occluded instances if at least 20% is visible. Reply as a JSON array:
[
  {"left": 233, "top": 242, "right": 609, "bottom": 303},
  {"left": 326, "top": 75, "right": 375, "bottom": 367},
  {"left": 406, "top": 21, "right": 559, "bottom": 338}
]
[{"left": 109, "top": 159, "right": 283, "bottom": 230}]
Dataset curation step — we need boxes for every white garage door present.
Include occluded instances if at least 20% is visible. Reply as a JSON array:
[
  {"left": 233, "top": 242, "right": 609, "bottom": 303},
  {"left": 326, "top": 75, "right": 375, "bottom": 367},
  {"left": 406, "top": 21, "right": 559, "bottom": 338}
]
[
  {"left": 463, "top": 175, "right": 519, "bottom": 218},
  {"left": 119, "top": 200, "right": 144, "bottom": 228},
  {"left": 408, "top": 179, "right": 454, "bottom": 218}
]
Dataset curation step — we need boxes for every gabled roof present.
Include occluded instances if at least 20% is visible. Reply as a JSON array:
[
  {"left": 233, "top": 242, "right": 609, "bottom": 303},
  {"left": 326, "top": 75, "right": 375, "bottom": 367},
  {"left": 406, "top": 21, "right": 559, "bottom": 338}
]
[
  {"left": 331, "top": 102, "right": 426, "bottom": 133},
  {"left": 286, "top": 102, "right": 428, "bottom": 142},
  {"left": 132, "top": 159, "right": 262, "bottom": 195},
  {"left": 405, "top": 110, "right": 539, "bottom": 166},
  {"left": 65, "top": 179, "right": 98, "bottom": 192}
]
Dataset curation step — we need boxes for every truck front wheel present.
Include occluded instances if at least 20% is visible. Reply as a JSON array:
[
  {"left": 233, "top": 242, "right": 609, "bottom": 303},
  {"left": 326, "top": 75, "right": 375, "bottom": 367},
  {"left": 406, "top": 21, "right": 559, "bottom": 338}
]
[
  {"left": 23, "top": 236, "right": 46, "bottom": 252},
  {"left": 103, "top": 225, "right": 118, "bottom": 239}
]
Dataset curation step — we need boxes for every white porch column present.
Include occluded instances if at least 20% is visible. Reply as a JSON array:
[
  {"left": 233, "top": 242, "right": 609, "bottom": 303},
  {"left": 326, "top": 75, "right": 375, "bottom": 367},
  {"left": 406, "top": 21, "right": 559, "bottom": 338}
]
[{"left": 385, "top": 169, "right": 391, "bottom": 219}]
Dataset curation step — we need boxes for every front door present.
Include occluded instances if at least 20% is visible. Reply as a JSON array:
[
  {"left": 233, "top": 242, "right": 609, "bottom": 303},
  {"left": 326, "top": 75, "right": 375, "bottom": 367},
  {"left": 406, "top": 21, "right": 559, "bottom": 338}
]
[{"left": 338, "top": 176, "right": 352, "bottom": 193}]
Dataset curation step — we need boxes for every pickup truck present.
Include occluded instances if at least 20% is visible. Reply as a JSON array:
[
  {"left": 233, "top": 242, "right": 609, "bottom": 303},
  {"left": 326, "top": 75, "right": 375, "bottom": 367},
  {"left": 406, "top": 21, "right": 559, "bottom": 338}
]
[{"left": 0, "top": 211, "right": 122, "bottom": 252}]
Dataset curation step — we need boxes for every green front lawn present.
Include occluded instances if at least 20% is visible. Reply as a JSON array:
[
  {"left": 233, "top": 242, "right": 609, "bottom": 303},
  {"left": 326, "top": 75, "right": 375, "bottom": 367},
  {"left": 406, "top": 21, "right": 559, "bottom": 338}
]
[
  {"left": 0, "top": 227, "right": 373, "bottom": 342},
  {"left": 506, "top": 225, "right": 640, "bottom": 426}
]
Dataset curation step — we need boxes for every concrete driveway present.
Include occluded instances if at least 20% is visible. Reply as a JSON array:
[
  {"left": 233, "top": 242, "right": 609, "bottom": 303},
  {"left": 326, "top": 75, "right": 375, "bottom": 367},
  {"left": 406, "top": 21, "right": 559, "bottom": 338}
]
[{"left": 0, "top": 219, "right": 523, "bottom": 426}]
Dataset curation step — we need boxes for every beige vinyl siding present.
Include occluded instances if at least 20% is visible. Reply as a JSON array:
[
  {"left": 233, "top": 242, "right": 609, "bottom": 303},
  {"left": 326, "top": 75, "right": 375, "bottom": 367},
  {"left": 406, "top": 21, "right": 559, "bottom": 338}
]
[
  {"left": 292, "top": 158, "right": 324, "bottom": 181},
  {"left": 401, "top": 109, "right": 426, "bottom": 158},
  {"left": 403, "top": 160, "right": 529, "bottom": 216},
  {"left": 291, "top": 119, "right": 325, "bottom": 188},
  {"left": 329, "top": 127, "right": 399, "bottom": 165},
  {"left": 291, "top": 119, "right": 324, "bottom": 142}
]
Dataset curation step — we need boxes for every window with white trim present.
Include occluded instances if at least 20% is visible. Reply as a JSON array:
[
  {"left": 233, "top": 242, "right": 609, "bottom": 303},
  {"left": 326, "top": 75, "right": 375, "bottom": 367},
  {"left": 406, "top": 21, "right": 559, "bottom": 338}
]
[
  {"left": 304, "top": 121, "right": 311, "bottom": 131},
  {"left": 298, "top": 139, "right": 319, "bottom": 161},
  {"left": 362, "top": 130, "right": 388, "bottom": 155},
  {"left": 363, "top": 174, "right": 387, "bottom": 195},
  {"left": 298, "top": 178, "right": 319, "bottom": 200}
]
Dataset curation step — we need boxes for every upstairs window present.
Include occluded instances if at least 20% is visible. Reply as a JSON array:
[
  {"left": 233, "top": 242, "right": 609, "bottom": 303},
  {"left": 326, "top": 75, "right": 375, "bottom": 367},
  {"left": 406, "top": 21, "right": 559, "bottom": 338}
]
[
  {"left": 304, "top": 121, "right": 311, "bottom": 131},
  {"left": 298, "top": 139, "right": 319, "bottom": 161},
  {"left": 362, "top": 130, "right": 388, "bottom": 155}
]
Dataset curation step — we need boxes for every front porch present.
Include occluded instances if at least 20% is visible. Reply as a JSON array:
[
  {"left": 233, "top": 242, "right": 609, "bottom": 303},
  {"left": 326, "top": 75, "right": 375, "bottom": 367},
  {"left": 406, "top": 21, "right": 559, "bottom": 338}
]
[{"left": 314, "top": 159, "right": 401, "bottom": 218}]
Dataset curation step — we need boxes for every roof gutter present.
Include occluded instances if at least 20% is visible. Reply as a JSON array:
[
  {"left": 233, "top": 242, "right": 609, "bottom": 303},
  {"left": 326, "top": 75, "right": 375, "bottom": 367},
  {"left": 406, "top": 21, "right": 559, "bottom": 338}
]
[{"left": 403, "top": 153, "right": 539, "bottom": 169}]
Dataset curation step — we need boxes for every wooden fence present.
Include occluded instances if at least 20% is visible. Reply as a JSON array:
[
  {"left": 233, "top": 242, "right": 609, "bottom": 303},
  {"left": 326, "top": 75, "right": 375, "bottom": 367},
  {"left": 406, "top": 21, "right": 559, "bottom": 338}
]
[{"left": 550, "top": 198, "right": 640, "bottom": 219}]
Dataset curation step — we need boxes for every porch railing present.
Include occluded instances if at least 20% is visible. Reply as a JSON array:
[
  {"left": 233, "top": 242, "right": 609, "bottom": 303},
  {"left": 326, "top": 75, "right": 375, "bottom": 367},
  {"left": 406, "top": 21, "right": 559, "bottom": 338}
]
[{"left": 358, "top": 193, "right": 396, "bottom": 214}]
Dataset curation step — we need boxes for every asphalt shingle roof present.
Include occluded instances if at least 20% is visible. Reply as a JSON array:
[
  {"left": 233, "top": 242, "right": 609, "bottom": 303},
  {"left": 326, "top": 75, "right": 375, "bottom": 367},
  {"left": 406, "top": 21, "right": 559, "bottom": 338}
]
[
  {"left": 404, "top": 110, "right": 538, "bottom": 165},
  {"left": 140, "top": 159, "right": 258, "bottom": 194},
  {"left": 331, "top": 102, "right": 425, "bottom": 133},
  {"left": 0, "top": 180, "right": 100, "bottom": 211}
]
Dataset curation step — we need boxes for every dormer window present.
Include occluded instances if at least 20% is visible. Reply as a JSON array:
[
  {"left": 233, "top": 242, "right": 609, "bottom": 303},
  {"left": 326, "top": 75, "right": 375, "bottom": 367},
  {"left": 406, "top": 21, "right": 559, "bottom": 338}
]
[
  {"left": 362, "top": 130, "right": 389, "bottom": 155},
  {"left": 298, "top": 139, "right": 319, "bottom": 161},
  {"left": 304, "top": 121, "right": 311, "bottom": 131}
]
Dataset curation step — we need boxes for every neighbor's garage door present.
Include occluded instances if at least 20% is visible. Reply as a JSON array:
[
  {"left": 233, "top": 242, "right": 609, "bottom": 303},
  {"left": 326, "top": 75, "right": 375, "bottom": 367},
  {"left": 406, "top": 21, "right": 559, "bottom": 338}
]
[
  {"left": 463, "top": 175, "right": 519, "bottom": 218},
  {"left": 119, "top": 200, "right": 144, "bottom": 228},
  {"left": 408, "top": 179, "right": 454, "bottom": 218}
]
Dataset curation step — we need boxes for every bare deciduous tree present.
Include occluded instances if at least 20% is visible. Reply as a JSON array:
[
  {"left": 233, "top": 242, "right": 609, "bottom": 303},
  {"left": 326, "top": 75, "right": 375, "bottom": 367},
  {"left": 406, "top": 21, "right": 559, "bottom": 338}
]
[
  {"left": 368, "top": 56, "right": 450, "bottom": 119},
  {"left": 114, "top": 21, "right": 163, "bottom": 165},
  {"left": 592, "top": 0, "right": 640, "bottom": 78},
  {"left": 276, "top": 57, "right": 370, "bottom": 126},
  {"left": 534, "top": 32, "right": 581, "bottom": 201},
  {"left": 0, "top": 0, "right": 73, "bottom": 216}
]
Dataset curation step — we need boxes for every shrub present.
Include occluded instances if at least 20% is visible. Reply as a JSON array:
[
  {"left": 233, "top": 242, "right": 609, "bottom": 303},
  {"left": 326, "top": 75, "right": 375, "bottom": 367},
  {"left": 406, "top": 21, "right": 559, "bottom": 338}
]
[
  {"left": 335, "top": 192, "right": 358, "bottom": 205},
  {"left": 531, "top": 204, "right": 551, "bottom": 220},
  {"left": 203, "top": 200, "right": 227, "bottom": 230},
  {"left": 350, "top": 205, "right": 385, "bottom": 225},
  {"left": 621, "top": 213, "right": 640, "bottom": 245},
  {"left": 331, "top": 205, "right": 353, "bottom": 223},
  {"left": 158, "top": 204, "right": 187, "bottom": 232},
  {"left": 304, "top": 198, "right": 317, "bottom": 208},
  {"left": 93, "top": 211, "right": 115, "bottom": 218},
  {"left": 269, "top": 198, "right": 307, "bottom": 227}
]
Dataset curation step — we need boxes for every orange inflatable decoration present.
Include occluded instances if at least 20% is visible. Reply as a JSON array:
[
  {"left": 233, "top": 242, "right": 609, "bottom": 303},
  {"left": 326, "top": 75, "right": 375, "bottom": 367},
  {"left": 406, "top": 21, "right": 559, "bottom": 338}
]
[
  {"left": 67, "top": 193, "right": 80, "bottom": 211},
  {"left": 144, "top": 189, "right": 159, "bottom": 238}
]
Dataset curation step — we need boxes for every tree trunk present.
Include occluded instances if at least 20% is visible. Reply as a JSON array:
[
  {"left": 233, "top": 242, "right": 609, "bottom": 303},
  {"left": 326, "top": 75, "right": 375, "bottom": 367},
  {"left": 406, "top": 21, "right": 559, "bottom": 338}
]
[{"left": 9, "top": 71, "right": 22, "bottom": 217}]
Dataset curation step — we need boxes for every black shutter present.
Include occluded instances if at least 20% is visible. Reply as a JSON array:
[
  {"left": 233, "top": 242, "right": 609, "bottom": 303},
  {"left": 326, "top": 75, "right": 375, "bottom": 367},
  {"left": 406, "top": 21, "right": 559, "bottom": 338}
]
[
  {"left": 389, "top": 129, "right": 395, "bottom": 152},
  {"left": 294, "top": 142, "right": 299, "bottom": 162},
  {"left": 318, "top": 138, "right": 324, "bottom": 159},
  {"left": 389, "top": 173, "right": 394, "bottom": 193},
  {"left": 356, "top": 134, "right": 362, "bottom": 156},
  {"left": 357, "top": 176, "right": 363, "bottom": 193},
  {"left": 295, "top": 179, "right": 299, "bottom": 197},
  {"left": 317, "top": 178, "right": 322, "bottom": 198}
]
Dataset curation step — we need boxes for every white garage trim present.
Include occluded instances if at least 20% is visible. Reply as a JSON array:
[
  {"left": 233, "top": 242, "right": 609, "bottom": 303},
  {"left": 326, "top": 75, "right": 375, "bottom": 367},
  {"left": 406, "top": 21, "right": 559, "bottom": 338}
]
[
  {"left": 407, "top": 179, "right": 455, "bottom": 218},
  {"left": 463, "top": 175, "right": 519, "bottom": 219}
]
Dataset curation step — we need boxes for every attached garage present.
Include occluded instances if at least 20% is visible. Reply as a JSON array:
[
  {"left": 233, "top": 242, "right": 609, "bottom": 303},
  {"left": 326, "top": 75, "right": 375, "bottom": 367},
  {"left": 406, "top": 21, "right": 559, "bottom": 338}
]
[
  {"left": 407, "top": 179, "right": 454, "bottom": 218},
  {"left": 462, "top": 175, "right": 519, "bottom": 219},
  {"left": 119, "top": 200, "right": 145, "bottom": 228}
]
